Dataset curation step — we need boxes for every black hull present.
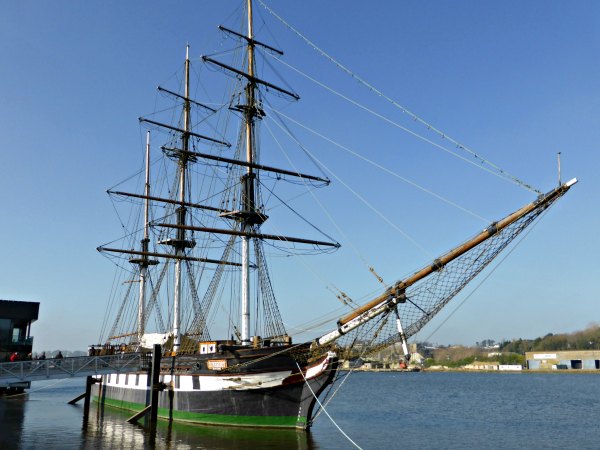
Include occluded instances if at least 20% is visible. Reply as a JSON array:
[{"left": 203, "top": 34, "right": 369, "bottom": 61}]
[{"left": 92, "top": 352, "right": 337, "bottom": 429}]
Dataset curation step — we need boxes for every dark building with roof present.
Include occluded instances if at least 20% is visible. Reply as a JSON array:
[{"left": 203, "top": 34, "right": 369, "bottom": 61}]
[{"left": 0, "top": 299, "right": 39, "bottom": 362}]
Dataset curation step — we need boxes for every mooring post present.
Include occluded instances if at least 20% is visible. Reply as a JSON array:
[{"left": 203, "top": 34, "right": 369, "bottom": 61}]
[
  {"left": 149, "top": 344, "right": 162, "bottom": 427},
  {"left": 83, "top": 375, "right": 94, "bottom": 422},
  {"left": 68, "top": 375, "right": 97, "bottom": 410},
  {"left": 126, "top": 345, "right": 164, "bottom": 426}
]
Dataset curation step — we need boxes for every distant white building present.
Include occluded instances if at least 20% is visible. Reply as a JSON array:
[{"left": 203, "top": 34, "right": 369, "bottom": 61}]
[
  {"left": 499, "top": 365, "right": 522, "bottom": 371},
  {"left": 409, "top": 352, "right": 425, "bottom": 365},
  {"left": 463, "top": 361, "right": 499, "bottom": 371}
]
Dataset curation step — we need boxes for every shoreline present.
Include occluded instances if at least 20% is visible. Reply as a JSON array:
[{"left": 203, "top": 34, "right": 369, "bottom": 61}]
[{"left": 347, "top": 368, "right": 600, "bottom": 374}]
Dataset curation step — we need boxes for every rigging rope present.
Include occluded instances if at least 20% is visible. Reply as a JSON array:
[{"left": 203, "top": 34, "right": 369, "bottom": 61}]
[
  {"left": 265, "top": 107, "right": 437, "bottom": 259},
  {"left": 266, "top": 106, "right": 491, "bottom": 225},
  {"left": 258, "top": 0, "right": 542, "bottom": 195},
  {"left": 328, "top": 193, "right": 559, "bottom": 357},
  {"left": 270, "top": 55, "right": 529, "bottom": 194},
  {"left": 264, "top": 116, "right": 389, "bottom": 293}
]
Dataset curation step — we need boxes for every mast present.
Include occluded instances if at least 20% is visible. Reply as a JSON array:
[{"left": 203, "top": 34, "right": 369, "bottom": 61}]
[
  {"left": 138, "top": 131, "right": 151, "bottom": 343},
  {"left": 170, "top": 45, "right": 194, "bottom": 353},
  {"left": 241, "top": 0, "right": 256, "bottom": 345},
  {"left": 128, "top": 132, "right": 158, "bottom": 347},
  {"left": 198, "top": 4, "right": 310, "bottom": 344}
]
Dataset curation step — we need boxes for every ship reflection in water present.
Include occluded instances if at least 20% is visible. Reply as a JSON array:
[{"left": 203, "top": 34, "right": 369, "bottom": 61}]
[
  {"left": 0, "top": 379, "right": 313, "bottom": 449},
  {"left": 87, "top": 407, "right": 314, "bottom": 450}
]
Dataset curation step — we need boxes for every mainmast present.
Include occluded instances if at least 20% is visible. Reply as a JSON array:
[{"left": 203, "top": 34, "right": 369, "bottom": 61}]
[
  {"left": 240, "top": 0, "right": 257, "bottom": 345},
  {"left": 196, "top": 3, "right": 335, "bottom": 344},
  {"left": 138, "top": 132, "right": 151, "bottom": 343},
  {"left": 168, "top": 45, "right": 195, "bottom": 353}
]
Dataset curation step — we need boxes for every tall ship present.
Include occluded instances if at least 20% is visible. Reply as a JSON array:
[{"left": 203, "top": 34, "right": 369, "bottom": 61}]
[{"left": 92, "top": 0, "right": 576, "bottom": 429}]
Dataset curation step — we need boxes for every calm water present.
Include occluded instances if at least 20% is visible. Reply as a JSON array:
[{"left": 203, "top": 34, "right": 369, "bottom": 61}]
[{"left": 1, "top": 372, "right": 599, "bottom": 449}]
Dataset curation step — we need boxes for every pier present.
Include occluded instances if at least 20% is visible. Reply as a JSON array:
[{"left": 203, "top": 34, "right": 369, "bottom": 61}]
[
  {"left": 0, "top": 353, "right": 146, "bottom": 388},
  {"left": 0, "top": 346, "right": 165, "bottom": 427}
]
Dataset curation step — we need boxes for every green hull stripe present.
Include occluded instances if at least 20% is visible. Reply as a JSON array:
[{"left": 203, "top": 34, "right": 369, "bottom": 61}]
[{"left": 94, "top": 396, "right": 306, "bottom": 428}]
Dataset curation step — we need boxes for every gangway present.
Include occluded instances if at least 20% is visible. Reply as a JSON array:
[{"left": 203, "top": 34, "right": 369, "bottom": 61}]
[
  {"left": 0, "top": 353, "right": 147, "bottom": 387},
  {"left": 1, "top": 346, "right": 164, "bottom": 428}
]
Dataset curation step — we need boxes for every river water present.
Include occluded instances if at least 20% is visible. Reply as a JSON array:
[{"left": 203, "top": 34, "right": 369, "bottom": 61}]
[{"left": 1, "top": 371, "right": 598, "bottom": 449}]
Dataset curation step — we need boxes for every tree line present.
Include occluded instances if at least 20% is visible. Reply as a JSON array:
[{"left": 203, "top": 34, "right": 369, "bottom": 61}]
[{"left": 499, "top": 325, "right": 600, "bottom": 353}]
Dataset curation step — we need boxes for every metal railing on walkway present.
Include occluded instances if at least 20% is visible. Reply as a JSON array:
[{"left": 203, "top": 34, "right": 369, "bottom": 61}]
[{"left": 0, "top": 353, "right": 149, "bottom": 387}]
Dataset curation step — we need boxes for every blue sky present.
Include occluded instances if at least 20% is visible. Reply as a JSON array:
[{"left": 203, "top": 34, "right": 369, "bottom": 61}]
[{"left": 1, "top": 1, "right": 598, "bottom": 351}]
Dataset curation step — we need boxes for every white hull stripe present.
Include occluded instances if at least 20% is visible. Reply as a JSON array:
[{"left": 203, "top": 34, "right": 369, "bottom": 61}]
[{"left": 96, "top": 353, "right": 335, "bottom": 392}]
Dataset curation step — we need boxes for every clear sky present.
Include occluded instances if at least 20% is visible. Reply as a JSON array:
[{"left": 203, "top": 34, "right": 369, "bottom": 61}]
[{"left": 1, "top": 1, "right": 598, "bottom": 351}]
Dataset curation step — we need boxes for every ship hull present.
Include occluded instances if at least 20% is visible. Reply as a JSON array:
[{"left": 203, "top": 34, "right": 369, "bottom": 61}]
[{"left": 92, "top": 351, "right": 337, "bottom": 429}]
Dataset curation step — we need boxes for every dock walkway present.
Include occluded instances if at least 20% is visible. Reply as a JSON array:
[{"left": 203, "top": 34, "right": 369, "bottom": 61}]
[{"left": 0, "top": 353, "right": 147, "bottom": 387}]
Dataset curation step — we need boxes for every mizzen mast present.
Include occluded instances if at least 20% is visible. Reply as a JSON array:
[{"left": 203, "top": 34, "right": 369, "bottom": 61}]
[{"left": 130, "top": 131, "right": 158, "bottom": 346}]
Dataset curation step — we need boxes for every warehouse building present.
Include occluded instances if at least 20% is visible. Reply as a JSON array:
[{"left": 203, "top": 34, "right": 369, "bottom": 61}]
[{"left": 525, "top": 350, "right": 600, "bottom": 370}]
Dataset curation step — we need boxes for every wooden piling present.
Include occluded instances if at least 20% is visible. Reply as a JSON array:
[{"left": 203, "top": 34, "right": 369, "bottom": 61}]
[
  {"left": 69, "top": 375, "right": 97, "bottom": 425},
  {"left": 83, "top": 375, "right": 94, "bottom": 422},
  {"left": 127, "top": 344, "right": 162, "bottom": 426},
  {"left": 149, "top": 344, "right": 162, "bottom": 427}
]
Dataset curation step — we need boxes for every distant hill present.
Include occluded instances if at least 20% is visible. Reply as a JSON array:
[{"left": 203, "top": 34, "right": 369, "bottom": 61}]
[
  {"left": 500, "top": 325, "right": 600, "bottom": 353},
  {"left": 418, "top": 325, "right": 600, "bottom": 368}
]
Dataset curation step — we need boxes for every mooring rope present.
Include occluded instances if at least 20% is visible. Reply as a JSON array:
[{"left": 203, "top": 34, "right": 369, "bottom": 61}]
[
  {"left": 3, "top": 377, "right": 69, "bottom": 398},
  {"left": 296, "top": 361, "right": 363, "bottom": 450},
  {"left": 312, "top": 364, "right": 356, "bottom": 423}
]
